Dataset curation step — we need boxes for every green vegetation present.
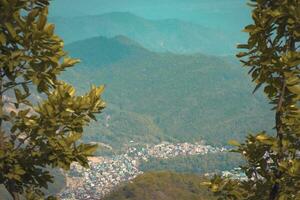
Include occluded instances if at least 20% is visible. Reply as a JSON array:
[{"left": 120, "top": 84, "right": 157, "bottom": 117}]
[
  {"left": 140, "top": 152, "right": 244, "bottom": 174},
  {"left": 0, "top": 169, "right": 65, "bottom": 200},
  {"left": 0, "top": 1, "right": 105, "bottom": 199},
  {"left": 104, "top": 171, "right": 216, "bottom": 200},
  {"left": 43, "top": 169, "right": 66, "bottom": 197},
  {"left": 210, "top": 0, "right": 300, "bottom": 199},
  {"left": 62, "top": 35, "right": 274, "bottom": 151}
]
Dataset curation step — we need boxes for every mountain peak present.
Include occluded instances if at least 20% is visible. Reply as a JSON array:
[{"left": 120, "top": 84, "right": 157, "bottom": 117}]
[
  {"left": 52, "top": 12, "right": 235, "bottom": 55},
  {"left": 112, "top": 35, "right": 142, "bottom": 47},
  {"left": 101, "top": 11, "right": 139, "bottom": 18},
  {"left": 65, "top": 35, "right": 150, "bottom": 67}
]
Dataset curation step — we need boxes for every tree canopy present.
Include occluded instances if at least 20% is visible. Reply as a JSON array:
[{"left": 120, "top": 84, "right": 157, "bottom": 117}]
[
  {"left": 0, "top": 0, "right": 105, "bottom": 199},
  {"left": 209, "top": 0, "right": 300, "bottom": 199}
]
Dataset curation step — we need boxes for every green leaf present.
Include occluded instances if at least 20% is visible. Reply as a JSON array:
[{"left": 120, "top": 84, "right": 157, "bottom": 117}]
[
  {"left": 82, "top": 144, "right": 98, "bottom": 155},
  {"left": 242, "top": 24, "right": 256, "bottom": 33},
  {"left": 88, "top": 113, "right": 97, "bottom": 121},
  {"left": 27, "top": 9, "right": 39, "bottom": 23},
  {"left": 61, "top": 57, "right": 80, "bottom": 68},
  {"left": 37, "top": 14, "right": 47, "bottom": 30},
  {"left": 15, "top": 165, "right": 26, "bottom": 175},
  {"left": 68, "top": 132, "right": 82, "bottom": 142},
  {"left": 288, "top": 85, "right": 300, "bottom": 95},
  {"left": 269, "top": 10, "right": 282, "bottom": 17},
  {"left": 21, "top": 82, "right": 30, "bottom": 95},
  {"left": 0, "top": 33, "right": 6, "bottom": 45},
  {"left": 14, "top": 88, "right": 22, "bottom": 102},
  {"left": 256, "top": 134, "right": 267, "bottom": 141},
  {"left": 4, "top": 22, "right": 17, "bottom": 38},
  {"left": 44, "top": 23, "right": 55, "bottom": 35},
  {"left": 252, "top": 82, "right": 263, "bottom": 94},
  {"left": 237, "top": 44, "right": 249, "bottom": 49},
  {"left": 228, "top": 140, "right": 240, "bottom": 146}
]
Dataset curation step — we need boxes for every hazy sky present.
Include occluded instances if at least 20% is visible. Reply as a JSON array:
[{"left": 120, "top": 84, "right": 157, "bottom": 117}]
[{"left": 50, "top": 0, "right": 251, "bottom": 31}]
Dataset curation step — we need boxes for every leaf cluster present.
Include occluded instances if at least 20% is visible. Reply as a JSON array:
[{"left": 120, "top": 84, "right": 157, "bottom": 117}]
[
  {"left": 209, "top": 0, "right": 300, "bottom": 199},
  {"left": 0, "top": 0, "right": 106, "bottom": 199}
]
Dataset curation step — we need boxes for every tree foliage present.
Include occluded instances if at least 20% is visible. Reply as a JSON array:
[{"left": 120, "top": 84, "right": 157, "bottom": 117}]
[
  {"left": 0, "top": 0, "right": 105, "bottom": 199},
  {"left": 209, "top": 0, "right": 300, "bottom": 199}
]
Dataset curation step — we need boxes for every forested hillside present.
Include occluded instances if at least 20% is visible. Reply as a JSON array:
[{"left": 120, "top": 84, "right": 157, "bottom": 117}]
[
  {"left": 104, "top": 171, "right": 216, "bottom": 200},
  {"left": 61, "top": 35, "right": 274, "bottom": 151},
  {"left": 50, "top": 12, "right": 235, "bottom": 55},
  {"left": 140, "top": 152, "right": 243, "bottom": 174}
]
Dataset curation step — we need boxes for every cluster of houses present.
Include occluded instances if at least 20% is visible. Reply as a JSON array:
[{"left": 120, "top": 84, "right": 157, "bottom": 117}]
[
  {"left": 221, "top": 167, "right": 247, "bottom": 180},
  {"left": 203, "top": 167, "right": 247, "bottom": 180},
  {"left": 59, "top": 141, "right": 227, "bottom": 200},
  {"left": 59, "top": 154, "right": 142, "bottom": 199},
  {"left": 147, "top": 141, "right": 226, "bottom": 159}
]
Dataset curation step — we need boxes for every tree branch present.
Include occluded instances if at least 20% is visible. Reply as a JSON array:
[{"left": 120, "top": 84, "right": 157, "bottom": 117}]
[{"left": 0, "top": 80, "right": 31, "bottom": 95}]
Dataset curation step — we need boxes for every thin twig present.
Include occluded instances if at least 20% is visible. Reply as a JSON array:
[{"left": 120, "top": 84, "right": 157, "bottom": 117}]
[{"left": 0, "top": 80, "right": 31, "bottom": 95}]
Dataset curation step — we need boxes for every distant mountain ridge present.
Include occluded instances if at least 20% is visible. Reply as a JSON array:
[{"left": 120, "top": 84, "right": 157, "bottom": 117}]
[
  {"left": 51, "top": 12, "right": 237, "bottom": 55},
  {"left": 61, "top": 35, "right": 273, "bottom": 150},
  {"left": 65, "top": 35, "right": 150, "bottom": 67}
]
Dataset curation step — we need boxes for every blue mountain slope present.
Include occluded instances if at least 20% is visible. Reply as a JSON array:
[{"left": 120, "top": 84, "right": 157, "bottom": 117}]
[{"left": 65, "top": 35, "right": 149, "bottom": 67}]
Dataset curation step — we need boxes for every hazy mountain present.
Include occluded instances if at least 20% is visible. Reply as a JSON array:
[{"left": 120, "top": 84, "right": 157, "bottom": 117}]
[
  {"left": 61, "top": 35, "right": 274, "bottom": 150},
  {"left": 49, "top": 0, "right": 250, "bottom": 31},
  {"left": 64, "top": 35, "right": 148, "bottom": 67},
  {"left": 50, "top": 12, "right": 238, "bottom": 55}
]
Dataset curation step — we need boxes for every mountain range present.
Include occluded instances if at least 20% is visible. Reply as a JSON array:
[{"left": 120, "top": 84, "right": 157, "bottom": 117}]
[
  {"left": 50, "top": 12, "right": 239, "bottom": 55},
  {"left": 61, "top": 35, "right": 274, "bottom": 152},
  {"left": 49, "top": 0, "right": 250, "bottom": 33}
]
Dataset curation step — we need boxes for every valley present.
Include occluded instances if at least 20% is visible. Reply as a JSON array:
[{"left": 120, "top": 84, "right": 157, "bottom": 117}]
[
  {"left": 55, "top": 34, "right": 264, "bottom": 199},
  {"left": 1, "top": 1, "right": 294, "bottom": 199},
  {"left": 59, "top": 141, "right": 230, "bottom": 199}
]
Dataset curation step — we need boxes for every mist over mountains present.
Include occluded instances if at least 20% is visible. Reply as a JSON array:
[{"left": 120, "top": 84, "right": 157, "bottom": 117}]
[
  {"left": 49, "top": 0, "right": 250, "bottom": 31},
  {"left": 50, "top": 12, "right": 237, "bottom": 55},
  {"left": 49, "top": 0, "right": 251, "bottom": 55}
]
